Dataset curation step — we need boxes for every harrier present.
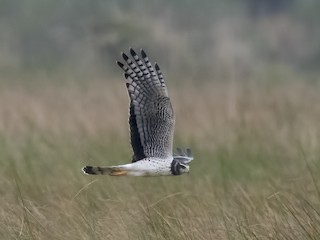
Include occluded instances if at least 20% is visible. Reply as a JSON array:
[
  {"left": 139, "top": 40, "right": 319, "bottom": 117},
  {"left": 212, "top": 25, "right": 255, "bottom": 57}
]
[{"left": 82, "top": 48, "right": 194, "bottom": 176}]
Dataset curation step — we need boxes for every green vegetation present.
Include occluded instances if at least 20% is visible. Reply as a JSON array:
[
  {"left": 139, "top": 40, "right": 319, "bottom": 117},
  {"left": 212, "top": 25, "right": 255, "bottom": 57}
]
[
  {"left": 0, "top": 80, "right": 319, "bottom": 239},
  {"left": 1, "top": 1, "right": 320, "bottom": 239},
  {"left": 1, "top": 0, "right": 320, "bottom": 81}
]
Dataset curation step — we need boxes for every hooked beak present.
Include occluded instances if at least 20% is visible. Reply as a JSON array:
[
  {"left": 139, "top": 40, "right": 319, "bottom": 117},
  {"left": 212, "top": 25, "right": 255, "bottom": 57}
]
[{"left": 180, "top": 163, "right": 190, "bottom": 174}]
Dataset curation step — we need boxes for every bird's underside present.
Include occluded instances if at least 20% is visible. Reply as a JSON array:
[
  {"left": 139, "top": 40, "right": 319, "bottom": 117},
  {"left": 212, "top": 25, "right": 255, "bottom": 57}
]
[
  {"left": 82, "top": 148, "right": 193, "bottom": 176},
  {"left": 82, "top": 48, "right": 194, "bottom": 177}
]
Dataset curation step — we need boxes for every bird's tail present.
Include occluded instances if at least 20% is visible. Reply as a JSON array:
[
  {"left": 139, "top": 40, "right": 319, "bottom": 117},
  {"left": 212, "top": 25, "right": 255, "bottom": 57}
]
[{"left": 82, "top": 166, "right": 128, "bottom": 176}]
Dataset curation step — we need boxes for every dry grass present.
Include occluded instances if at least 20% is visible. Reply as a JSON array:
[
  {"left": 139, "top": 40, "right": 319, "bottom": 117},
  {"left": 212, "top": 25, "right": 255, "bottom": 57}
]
[{"left": 0, "top": 78, "right": 320, "bottom": 239}]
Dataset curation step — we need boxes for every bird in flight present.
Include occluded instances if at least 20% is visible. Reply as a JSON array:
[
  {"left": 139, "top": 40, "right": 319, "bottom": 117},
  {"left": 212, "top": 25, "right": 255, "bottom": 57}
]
[{"left": 82, "top": 48, "right": 194, "bottom": 176}]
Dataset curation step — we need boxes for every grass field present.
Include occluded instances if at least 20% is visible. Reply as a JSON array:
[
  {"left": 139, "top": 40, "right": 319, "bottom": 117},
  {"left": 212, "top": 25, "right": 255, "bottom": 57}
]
[{"left": 0, "top": 78, "right": 320, "bottom": 239}]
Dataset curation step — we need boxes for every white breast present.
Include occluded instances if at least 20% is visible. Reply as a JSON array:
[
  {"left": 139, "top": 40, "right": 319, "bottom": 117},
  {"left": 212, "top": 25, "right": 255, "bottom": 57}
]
[{"left": 125, "top": 157, "right": 173, "bottom": 176}]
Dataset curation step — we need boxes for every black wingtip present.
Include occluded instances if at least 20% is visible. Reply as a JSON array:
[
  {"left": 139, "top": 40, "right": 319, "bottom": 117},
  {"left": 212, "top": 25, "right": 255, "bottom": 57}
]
[
  {"left": 124, "top": 73, "right": 130, "bottom": 79},
  {"left": 116, "top": 61, "right": 124, "bottom": 68},
  {"left": 130, "top": 48, "right": 137, "bottom": 56},
  {"left": 140, "top": 49, "right": 147, "bottom": 58},
  {"left": 155, "top": 63, "right": 160, "bottom": 71},
  {"left": 122, "top": 52, "right": 129, "bottom": 61}
]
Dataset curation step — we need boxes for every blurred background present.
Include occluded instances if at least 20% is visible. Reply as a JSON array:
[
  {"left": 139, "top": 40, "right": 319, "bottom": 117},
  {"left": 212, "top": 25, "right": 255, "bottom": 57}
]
[
  {"left": 1, "top": 0, "right": 320, "bottom": 83},
  {"left": 1, "top": 0, "right": 320, "bottom": 153},
  {"left": 1, "top": 1, "right": 320, "bottom": 239}
]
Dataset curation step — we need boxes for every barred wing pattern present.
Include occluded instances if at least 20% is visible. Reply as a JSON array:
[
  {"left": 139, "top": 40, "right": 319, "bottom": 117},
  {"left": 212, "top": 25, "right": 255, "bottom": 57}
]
[{"left": 117, "top": 49, "right": 175, "bottom": 162}]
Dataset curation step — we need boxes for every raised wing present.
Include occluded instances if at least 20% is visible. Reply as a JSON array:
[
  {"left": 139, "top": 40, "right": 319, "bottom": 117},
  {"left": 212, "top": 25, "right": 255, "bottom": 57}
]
[
  {"left": 173, "top": 148, "right": 194, "bottom": 164},
  {"left": 117, "top": 48, "right": 175, "bottom": 162}
]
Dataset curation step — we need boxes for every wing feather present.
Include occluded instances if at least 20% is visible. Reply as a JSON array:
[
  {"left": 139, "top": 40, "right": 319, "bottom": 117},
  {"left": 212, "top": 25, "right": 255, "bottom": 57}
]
[{"left": 117, "top": 48, "right": 174, "bottom": 161}]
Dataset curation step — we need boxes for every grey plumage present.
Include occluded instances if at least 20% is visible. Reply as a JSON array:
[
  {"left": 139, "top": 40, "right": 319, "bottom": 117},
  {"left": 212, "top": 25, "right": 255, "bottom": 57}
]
[
  {"left": 82, "top": 48, "right": 194, "bottom": 177},
  {"left": 173, "top": 148, "right": 194, "bottom": 164},
  {"left": 117, "top": 48, "right": 175, "bottom": 161}
]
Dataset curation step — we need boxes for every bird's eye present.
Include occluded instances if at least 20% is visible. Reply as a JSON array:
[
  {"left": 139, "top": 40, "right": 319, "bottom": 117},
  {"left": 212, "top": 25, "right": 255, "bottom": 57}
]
[{"left": 180, "top": 164, "right": 186, "bottom": 169}]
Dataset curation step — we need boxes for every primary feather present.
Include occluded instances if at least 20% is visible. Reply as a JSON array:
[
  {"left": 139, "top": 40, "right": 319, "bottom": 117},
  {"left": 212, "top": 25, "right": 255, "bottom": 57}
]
[{"left": 117, "top": 48, "right": 174, "bottom": 161}]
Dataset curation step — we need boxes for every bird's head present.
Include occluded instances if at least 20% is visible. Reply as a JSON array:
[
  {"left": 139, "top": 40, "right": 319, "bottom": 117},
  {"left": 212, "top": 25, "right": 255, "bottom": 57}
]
[
  {"left": 171, "top": 159, "right": 190, "bottom": 175},
  {"left": 179, "top": 163, "right": 190, "bottom": 174}
]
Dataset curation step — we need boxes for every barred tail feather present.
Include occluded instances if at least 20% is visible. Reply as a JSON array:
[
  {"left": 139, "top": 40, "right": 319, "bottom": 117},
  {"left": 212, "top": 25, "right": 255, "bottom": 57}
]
[
  {"left": 82, "top": 166, "right": 110, "bottom": 175},
  {"left": 82, "top": 165, "right": 129, "bottom": 176}
]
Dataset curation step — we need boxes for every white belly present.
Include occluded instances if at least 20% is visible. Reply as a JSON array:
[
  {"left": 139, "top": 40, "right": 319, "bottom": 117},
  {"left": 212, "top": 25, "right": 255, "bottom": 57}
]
[{"left": 120, "top": 157, "right": 173, "bottom": 176}]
